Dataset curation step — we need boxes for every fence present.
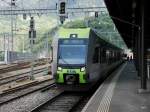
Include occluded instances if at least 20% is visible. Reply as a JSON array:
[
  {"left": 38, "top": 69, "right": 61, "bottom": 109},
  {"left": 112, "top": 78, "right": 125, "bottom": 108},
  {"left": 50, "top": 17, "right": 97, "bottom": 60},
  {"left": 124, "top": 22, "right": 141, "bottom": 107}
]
[{"left": 1, "top": 50, "right": 33, "bottom": 64}]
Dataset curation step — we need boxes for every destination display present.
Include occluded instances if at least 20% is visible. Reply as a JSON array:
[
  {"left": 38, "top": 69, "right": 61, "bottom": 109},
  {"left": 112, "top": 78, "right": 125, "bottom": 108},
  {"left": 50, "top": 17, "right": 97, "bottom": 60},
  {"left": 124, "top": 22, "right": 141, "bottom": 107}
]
[{"left": 60, "top": 39, "right": 88, "bottom": 45}]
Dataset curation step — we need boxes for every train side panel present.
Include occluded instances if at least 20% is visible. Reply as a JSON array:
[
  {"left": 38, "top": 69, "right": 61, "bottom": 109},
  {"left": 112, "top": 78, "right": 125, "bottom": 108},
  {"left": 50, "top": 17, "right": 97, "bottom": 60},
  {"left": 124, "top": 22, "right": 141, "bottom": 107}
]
[{"left": 87, "top": 30, "right": 122, "bottom": 83}]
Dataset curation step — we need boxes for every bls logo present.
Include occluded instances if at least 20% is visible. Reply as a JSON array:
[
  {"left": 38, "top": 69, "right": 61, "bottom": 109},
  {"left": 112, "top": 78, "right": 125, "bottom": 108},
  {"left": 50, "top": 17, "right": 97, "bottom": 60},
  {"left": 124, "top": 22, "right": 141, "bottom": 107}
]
[{"left": 67, "top": 69, "right": 76, "bottom": 74}]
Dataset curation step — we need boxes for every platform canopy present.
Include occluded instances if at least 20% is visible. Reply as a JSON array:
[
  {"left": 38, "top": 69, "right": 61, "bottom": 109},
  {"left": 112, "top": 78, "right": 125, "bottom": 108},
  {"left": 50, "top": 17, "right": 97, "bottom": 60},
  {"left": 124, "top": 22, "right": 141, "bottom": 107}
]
[{"left": 104, "top": 0, "right": 149, "bottom": 49}]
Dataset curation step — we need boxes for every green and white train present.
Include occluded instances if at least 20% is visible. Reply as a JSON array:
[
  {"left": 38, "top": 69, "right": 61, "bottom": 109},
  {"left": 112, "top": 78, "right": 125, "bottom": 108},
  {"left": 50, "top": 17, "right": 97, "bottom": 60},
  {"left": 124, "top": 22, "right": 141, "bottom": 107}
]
[{"left": 51, "top": 27, "right": 123, "bottom": 91}]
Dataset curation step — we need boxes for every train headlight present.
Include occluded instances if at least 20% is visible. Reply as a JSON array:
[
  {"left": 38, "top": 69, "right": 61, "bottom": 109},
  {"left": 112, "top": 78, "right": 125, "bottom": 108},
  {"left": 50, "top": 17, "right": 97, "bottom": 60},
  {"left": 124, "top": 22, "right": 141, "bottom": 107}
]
[
  {"left": 58, "top": 67, "right": 62, "bottom": 71},
  {"left": 80, "top": 67, "right": 85, "bottom": 72}
]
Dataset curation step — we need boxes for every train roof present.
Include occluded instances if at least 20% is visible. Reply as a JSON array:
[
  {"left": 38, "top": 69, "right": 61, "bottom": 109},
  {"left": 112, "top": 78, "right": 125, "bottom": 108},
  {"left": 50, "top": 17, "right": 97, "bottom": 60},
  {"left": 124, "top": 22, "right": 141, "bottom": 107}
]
[
  {"left": 58, "top": 27, "right": 122, "bottom": 51},
  {"left": 58, "top": 27, "right": 90, "bottom": 38},
  {"left": 92, "top": 29, "right": 122, "bottom": 51}
]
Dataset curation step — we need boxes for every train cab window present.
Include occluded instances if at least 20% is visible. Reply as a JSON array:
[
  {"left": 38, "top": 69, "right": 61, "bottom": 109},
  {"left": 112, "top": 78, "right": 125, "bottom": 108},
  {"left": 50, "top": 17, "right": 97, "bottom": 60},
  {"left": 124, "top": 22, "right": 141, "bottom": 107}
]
[{"left": 93, "top": 47, "right": 99, "bottom": 63}]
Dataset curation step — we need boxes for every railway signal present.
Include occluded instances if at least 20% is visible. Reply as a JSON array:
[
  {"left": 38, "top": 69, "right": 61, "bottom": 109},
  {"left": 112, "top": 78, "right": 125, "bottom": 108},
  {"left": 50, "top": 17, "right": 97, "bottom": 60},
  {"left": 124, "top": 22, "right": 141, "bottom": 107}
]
[
  {"left": 29, "top": 17, "right": 36, "bottom": 80},
  {"left": 30, "top": 17, "right": 35, "bottom": 30},
  {"left": 11, "top": 0, "right": 16, "bottom": 6},
  {"left": 59, "top": 2, "right": 66, "bottom": 14},
  {"left": 95, "top": 12, "right": 99, "bottom": 18},
  {"left": 29, "top": 17, "right": 36, "bottom": 44},
  {"left": 58, "top": 0, "right": 67, "bottom": 16},
  {"left": 58, "top": 0, "right": 67, "bottom": 24}
]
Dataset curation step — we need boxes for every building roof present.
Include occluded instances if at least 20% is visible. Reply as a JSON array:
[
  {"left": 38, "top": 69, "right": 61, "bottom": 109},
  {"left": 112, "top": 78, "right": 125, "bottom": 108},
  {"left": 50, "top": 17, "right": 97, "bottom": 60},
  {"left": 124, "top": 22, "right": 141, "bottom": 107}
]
[{"left": 104, "top": 0, "right": 149, "bottom": 49}]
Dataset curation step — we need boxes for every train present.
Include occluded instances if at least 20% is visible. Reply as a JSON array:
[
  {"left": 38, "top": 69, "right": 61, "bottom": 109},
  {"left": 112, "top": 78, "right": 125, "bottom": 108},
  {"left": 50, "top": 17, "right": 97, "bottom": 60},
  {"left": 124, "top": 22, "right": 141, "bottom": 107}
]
[{"left": 51, "top": 27, "right": 123, "bottom": 91}]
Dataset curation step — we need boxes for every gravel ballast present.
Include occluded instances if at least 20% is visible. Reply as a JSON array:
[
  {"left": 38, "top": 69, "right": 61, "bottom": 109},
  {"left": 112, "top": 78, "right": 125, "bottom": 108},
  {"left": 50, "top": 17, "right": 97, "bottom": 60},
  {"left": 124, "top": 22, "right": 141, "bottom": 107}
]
[{"left": 0, "top": 88, "right": 61, "bottom": 112}]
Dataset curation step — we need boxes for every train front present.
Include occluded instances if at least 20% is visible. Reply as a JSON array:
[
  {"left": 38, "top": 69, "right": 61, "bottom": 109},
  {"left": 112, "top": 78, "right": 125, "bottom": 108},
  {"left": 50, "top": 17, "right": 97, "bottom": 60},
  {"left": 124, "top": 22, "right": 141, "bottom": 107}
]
[{"left": 55, "top": 35, "right": 89, "bottom": 90}]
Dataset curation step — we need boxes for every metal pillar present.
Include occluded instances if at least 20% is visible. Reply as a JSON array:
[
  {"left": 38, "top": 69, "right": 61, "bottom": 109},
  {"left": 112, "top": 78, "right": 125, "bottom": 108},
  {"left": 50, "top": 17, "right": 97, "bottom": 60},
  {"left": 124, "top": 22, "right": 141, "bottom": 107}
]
[
  {"left": 132, "top": 0, "right": 136, "bottom": 68},
  {"left": 3, "top": 34, "right": 6, "bottom": 52},
  {"left": 138, "top": 27, "right": 141, "bottom": 77},
  {"left": 29, "top": 17, "right": 36, "bottom": 80},
  {"left": 134, "top": 33, "right": 138, "bottom": 71},
  {"left": 140, "top": 0, "right": 146, "bottom": 90},
  {"left": 22, "top": 36, "right": 25, "bottom": 53},
  {"left": 30, "top": 35, "right": 34, "bottom": 80},
  {"left": 138, "top": 0, "right": 149, "bottom": 93},
  {"left": 10, "top": 0, "right": 14, "bottom": 51},
  {"left": 136, "top": 32, "right": 139, "bottom": 72}
]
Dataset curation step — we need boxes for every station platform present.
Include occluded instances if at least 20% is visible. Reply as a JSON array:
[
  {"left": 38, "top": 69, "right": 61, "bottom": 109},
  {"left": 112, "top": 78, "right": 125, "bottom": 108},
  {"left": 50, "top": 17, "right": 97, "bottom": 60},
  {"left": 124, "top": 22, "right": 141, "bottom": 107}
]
[{"left": 82, "top": 62, "right": 150, "bottom": 112}]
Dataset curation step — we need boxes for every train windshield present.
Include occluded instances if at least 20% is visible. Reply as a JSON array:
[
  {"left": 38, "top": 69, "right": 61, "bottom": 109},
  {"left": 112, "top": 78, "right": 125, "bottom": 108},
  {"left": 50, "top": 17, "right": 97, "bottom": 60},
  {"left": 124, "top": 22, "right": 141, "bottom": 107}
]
[{"left": 58, "top": 44, "right": 87, "bottom": 65}]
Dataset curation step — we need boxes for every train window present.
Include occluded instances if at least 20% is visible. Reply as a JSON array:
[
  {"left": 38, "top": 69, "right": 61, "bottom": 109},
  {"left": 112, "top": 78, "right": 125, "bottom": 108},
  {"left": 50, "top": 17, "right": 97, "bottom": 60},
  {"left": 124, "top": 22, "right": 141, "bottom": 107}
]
[
  {"left": 99, "top": 48, "right": 101, "bottom": 63},
  {"left": 106, "top": 50, "right": 110, "bottom": 64},
  {"left": 99, "top": 48, "right": 102, "bottom": 63},
  {"left": 101, "top": 48, "right": 106, "bottom": 63},
  {"left": 111, "top": 50, "right": 114, "bottom": 63},
  {"left": 93, "top": 47, "right": 99, "bottom": 63}
]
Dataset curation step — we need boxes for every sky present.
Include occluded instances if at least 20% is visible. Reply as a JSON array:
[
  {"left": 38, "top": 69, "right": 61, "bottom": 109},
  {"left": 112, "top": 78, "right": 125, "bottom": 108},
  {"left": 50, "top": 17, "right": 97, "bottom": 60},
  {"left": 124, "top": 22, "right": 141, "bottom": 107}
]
[{"left": 0, "top": 0, "right": 105, "bottom": 9}]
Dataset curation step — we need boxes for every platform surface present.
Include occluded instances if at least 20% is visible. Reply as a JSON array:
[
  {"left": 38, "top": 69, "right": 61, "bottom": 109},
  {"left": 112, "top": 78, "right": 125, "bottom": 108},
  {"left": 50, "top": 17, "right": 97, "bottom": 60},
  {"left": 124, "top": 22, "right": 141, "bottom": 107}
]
[{"left": 82, "top": 62, "right": 150, "bottom": 112}]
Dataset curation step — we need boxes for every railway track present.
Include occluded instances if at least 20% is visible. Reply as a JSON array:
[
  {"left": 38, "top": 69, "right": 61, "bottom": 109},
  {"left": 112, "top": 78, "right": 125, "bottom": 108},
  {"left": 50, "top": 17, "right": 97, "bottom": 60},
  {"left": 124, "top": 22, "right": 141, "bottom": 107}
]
[
  {"left": 0, "top": 64, "right": 18, "bottom": 71},
  {"left": 30, "top": 92, "right": 86, "bottom": 112},
  {"left": 28, "top": 72, "right": 116, "bottom": 112},
  {"left": 70, "top": 96, "right": 91, "bottom": 112},
  {"left": 0, "top": 79, "right": 55, "bottom": 105},
  {"left": 0, "top": 62, "right": 30, "bottom": 73},
  {"left": 0, "top": 59, "right": 48, "bottom": 74},
  {"left": 0, "top": 66, "right": 50, "bottom": 86}
]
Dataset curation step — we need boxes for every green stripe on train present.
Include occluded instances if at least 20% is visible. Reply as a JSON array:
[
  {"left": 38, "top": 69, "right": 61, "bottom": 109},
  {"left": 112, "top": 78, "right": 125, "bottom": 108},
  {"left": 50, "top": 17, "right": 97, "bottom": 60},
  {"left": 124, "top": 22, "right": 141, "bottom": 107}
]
[{"left": 56, "top": 69, "right": 87, "bottom": 83}]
